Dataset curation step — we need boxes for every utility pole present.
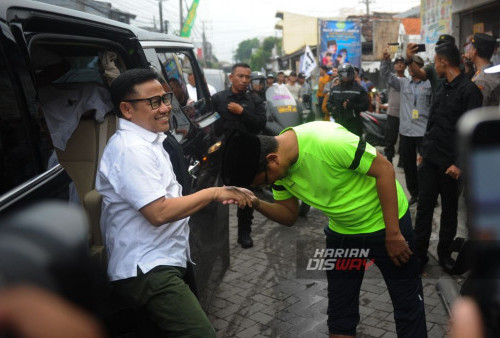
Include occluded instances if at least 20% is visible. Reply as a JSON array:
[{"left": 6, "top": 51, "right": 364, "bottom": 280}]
[
  {"left": 159, "top": 0, "right": 164, "bottom": 33},
  {"left": 359, "top": 0, "right": 374, "bottom": 16},
  {"left": 202, "top": 21, "right": 208, "bottom": 67},
  {"left": 179, "top": 0, "right": 183, "bottom": 33}
]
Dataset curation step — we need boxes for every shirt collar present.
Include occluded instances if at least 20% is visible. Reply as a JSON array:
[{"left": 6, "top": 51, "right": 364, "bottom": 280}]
[
  {"left": 227, "top": 87, "right": 246, "bottom": 98},
  {"left": 119, "top": 118, "right": 167, "bottom": 144},
  {"left": 478, "top": 63, "right": 493, "bottom": 72},
  {"left": 445, "top": 72, "right": 464, "bottom": 89}
]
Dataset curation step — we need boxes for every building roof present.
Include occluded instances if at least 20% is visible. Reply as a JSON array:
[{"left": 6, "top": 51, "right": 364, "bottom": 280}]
[
  {"left": 400, "top": 18, "right": 421, "bottom": 35},
  {"left": 393, "top": 6, "right": 420, "bottom": 18}
]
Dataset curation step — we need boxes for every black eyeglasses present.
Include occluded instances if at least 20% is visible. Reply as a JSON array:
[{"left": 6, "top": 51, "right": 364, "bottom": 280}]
[{"left": 123, "top": 92, "right": 173, "bottom": 109}]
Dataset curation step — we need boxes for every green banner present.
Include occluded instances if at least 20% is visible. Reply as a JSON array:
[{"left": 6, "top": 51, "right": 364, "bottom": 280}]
[{"left": 180, "top": 0, "right": 200, "bottom": 38}]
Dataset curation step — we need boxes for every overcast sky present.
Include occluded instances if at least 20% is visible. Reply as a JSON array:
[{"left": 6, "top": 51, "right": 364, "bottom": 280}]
[{"left": 109, "top": 0, "right": 421, "bottom": 62}]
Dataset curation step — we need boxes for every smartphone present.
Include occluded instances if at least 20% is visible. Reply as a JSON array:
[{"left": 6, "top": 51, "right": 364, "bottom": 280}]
[
  {"left": 387, "top": 43, "right": 399, "bottom": 53},
  {"left": 459, "top": 106, "right": 500, "bottom": 240},
  {"left": 416, "top": 44, "right": 426, "bottom": 52}
]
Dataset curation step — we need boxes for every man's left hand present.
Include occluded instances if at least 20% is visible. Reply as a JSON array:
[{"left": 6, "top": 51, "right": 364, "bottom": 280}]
[
  {"left": 445, "top": 165, "right": 461, "bottom": 180},
  {"left": 385, "top": 232, "right": 413, "bottom": 267},
  {"left": 228, "top": 102, "right": 244, "bottom": 115}
]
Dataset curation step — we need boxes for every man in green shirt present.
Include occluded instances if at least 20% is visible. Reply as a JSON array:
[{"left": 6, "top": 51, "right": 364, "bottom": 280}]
[{"left": 222, "top": 121, "right": 426, "bottom": 337}]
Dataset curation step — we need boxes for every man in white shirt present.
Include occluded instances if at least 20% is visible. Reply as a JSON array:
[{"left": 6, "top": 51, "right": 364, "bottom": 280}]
[
  {"left": 285, "top": 71, "right": 302, "bottom": 101},
  {"left": 97, "top": 69, "right": 253, "bottom": 337},
  {"left": 186, "top": 72, "right": 198, "bottom": 100}
]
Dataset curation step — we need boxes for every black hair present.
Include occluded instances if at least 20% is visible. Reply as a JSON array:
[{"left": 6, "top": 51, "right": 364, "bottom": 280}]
[
  {"left": 110, "top": 68, "right": 160, "bottom": 116},
  {"left": 256, "top": 135, "right": 278, "bottom": 172},
  {"left": 473, "top": 33, "right": 496, "bottom": 60},
  {"left": 435, "top": 42, "right": 460, "bottom": 67},
  {"left": 327, "top": 40, "right": 337, "bottom": 47},
  {"left": 320, "top": 65, "right": 328, "bottom": 71},
  {"left": 277, "top": 71, "right": 284, "bottom": 76},
  {"left": 231, "top": 63, "right": 251, "bottom": 74}
]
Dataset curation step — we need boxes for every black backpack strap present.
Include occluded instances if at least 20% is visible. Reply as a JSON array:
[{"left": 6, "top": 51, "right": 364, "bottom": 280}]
[{"left": 349, "top": 137, "right": 366, "bottom": 170}]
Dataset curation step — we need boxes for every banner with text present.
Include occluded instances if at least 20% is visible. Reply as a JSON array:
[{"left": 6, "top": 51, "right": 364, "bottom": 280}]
[
  {"left": 319, "top": 20, "right": 361, "bottom": 70},
  {"left": 299, "top": 45, "right": 317, "bottom": 78}
]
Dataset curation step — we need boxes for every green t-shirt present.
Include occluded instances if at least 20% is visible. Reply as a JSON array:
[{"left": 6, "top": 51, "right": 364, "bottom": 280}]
[{"left": 272, "top": 121, "right": 408, "bottom": 234}]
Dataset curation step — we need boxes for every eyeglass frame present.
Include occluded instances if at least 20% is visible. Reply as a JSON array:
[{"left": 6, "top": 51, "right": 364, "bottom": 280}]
[{"left": 123, "top": 92, "right": 173, "bottom": 110}]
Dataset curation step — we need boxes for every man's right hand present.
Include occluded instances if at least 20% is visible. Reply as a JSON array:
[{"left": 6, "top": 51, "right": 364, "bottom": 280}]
[
  {"left": 385, "top": 231, "right": 413, "bottom": 267},
  {"left": 382, "top": 46, "right": 390, "bottom": 60},
  {"left": 215, "top": 186, "right": 255, "bottom": 208},
  {"left": 406, "top": 43, "right": 419, "bottom": 60}
]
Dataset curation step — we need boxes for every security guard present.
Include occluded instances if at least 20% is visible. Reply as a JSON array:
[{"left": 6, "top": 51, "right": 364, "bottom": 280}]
[
  {"left": 326, "top": 63, "right": 369, "bottom": 136},
  {"left": 212, "top": 63, "right": 266, "bottom": 248},
  {"left": 469, "top": 33, "right": 500, "bottom": 106}
]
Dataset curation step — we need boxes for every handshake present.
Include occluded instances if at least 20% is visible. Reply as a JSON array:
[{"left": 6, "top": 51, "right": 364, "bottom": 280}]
[{"left": 216, "top": 186, "right": 259, "bottom": 209}]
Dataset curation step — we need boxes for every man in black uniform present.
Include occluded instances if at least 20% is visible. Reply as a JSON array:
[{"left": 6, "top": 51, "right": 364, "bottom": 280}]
[
  {"left": 414, "top": 42, "right": 483, "bottom": 273},
  {"left": 326, "top": 63, "right": 369, "bottom": 136},
  {"left": 212, "top": 63, "right": 266, "bottom": 248}
]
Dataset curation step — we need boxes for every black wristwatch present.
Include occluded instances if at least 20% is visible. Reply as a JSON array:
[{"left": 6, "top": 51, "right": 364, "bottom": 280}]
[{"left": 404, "top": 58, "right": 413, "bottom": 66}]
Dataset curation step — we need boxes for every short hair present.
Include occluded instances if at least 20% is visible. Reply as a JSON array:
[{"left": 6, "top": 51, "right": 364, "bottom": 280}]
[
  {"left": 327, "top": 40, "right": 337, "bottom": 47},
  {"left": 277, "top": 71, "right": 284, "bottom": 76},
  {"left": 256, "top": 135, "right": 278, "bottom": 172},
  {"left": 472, "top": 33, "right": 497, "bottom": 60},
  {"left": 320, "top": 65, "right": 328, "bottom": 71},
  {"left": 231, "top": 63, "right": 251, "bottom": 74},
  {"left": 110, "top": 68, "right": 160, "bottom": 116},
  {"left": 435, "top": 42, "right": 460, "bottom": 67}
]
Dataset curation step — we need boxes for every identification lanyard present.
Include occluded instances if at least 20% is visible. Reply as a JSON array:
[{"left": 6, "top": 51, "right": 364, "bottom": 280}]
[
  {"left": 411, "top": 81, "right": 420, "bottom": 107},
  {"left": 411, "top": 81, "right": 420, "bottom": 119}
]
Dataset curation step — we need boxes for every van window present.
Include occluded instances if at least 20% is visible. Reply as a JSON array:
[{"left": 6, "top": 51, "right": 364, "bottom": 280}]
[
  {"left": 143, "top": 48, "right": 192, "bottom": 143},
  {"left": 156, "top": 51, "right": 213, "bottom": 124},
  {"left": 53, "top": 56, "right": 104, "bottom": 84}
]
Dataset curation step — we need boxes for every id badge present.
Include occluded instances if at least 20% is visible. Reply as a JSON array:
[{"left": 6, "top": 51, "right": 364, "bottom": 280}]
[{"left": 412, "top": 109, "right": 419, "bottom": 119}]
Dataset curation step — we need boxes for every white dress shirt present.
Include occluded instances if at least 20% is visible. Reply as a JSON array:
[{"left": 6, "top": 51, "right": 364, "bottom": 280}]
[
  {"left": 96, "top": 118, "right": 191, "bottom": 281},
  {"left": 187, "top": 83, "right": 197, "bottom": 101}
]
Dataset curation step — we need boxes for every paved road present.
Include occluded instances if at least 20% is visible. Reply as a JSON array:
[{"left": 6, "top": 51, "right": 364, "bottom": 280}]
[{"left": 207, "top": 157, "right": 467, "bottom": 337}]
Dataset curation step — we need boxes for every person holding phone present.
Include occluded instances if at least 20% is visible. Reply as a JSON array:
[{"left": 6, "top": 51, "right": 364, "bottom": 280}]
[
  {"left": 381, "top": 51, "right": 431, "bottom": 206},
  {"left": 381, "top": 54, "right": 406, "bottom": 165},
  {"left": 406, "top": 35, "right": 454, "bottom": 101}
]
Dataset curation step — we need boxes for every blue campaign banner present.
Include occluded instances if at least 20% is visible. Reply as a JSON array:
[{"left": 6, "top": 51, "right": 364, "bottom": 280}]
[{"left": 319, "top": 20, "right": 361, "bottom": 70}]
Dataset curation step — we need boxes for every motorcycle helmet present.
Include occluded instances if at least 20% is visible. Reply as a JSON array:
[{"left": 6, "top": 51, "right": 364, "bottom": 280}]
[
  {"left": 338, "top": 63, "right": 355, "bottom": 83},
  {"left": 249, "top": 71, "right": 266, "bottom": 95}
]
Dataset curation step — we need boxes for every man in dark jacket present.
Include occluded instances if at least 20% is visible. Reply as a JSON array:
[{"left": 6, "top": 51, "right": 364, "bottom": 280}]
[
  {"left": 413, "top": 42, "right": 483, "bottom": 274},
  {"left": 212, "top": 63, "right": 266, "bottom": 248},
  {"left": 327, "top": 63, "right": 369, "bottom": 136}
]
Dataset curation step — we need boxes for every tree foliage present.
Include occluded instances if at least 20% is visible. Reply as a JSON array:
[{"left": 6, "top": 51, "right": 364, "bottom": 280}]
[
  {"left": 235, "top": 36, "right": 282, "bottom": 71},
  {"left": 235, "top": 38, "right": 259, "bottom": 63}
]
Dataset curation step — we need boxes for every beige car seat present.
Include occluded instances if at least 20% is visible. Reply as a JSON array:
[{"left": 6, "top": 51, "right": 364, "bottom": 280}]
[{"left": 55, "top": 113, "right": 116, "bottom": 265}]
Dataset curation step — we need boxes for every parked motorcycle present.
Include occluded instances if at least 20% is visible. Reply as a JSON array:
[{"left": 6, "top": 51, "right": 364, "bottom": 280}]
[{"left": 360, "top": 111, "right": 387, "bottom": 146}]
